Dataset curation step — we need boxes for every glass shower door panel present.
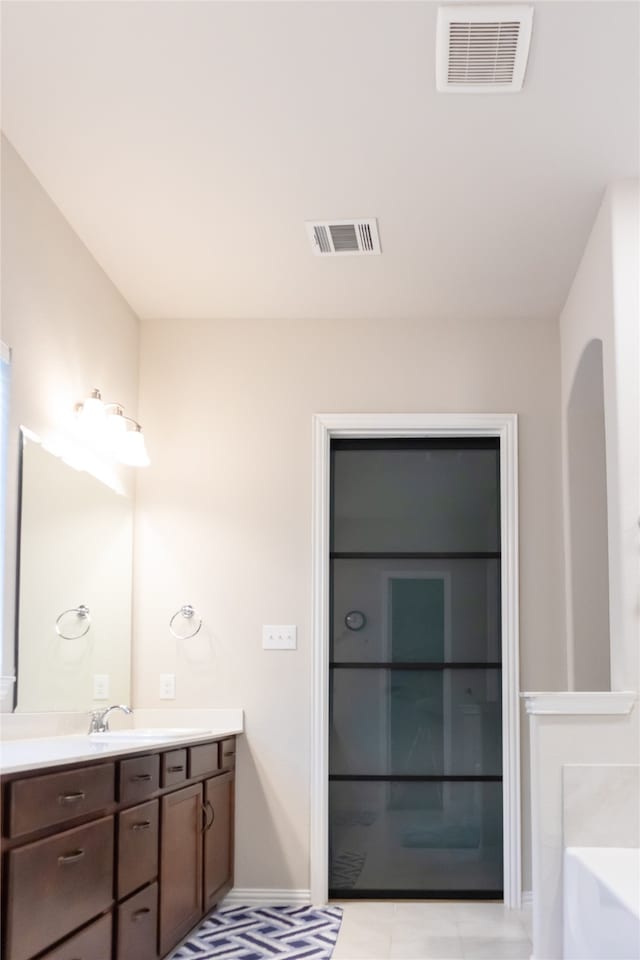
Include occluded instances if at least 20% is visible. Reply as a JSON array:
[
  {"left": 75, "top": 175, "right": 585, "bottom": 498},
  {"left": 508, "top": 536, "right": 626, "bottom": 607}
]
[
  {"left": 330, "top": 669, "right": 502, "bottom": 777},
  {"left": 331, "top": 558, "right": 501, "bottom": 665},
  {"left": 332, "top": 445, "right": 500, "bottom": 554},
  {"left": 329, "top": 781, "right": 504, "bottom": 895}
]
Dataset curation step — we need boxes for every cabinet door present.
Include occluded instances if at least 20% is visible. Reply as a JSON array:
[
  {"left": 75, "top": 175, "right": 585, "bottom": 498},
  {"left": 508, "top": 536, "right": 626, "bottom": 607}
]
[
  {"left": 203, "top": 772, "right": 234, "bottom": 912},
  {"left": 159, "top": 783, "right": 203, "bottom": 956}
]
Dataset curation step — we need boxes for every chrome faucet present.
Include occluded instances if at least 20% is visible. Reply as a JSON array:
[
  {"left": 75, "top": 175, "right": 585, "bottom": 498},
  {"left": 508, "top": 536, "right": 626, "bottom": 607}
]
[{"left": 88, "top": 704, "right": 133, "bottom": 734}]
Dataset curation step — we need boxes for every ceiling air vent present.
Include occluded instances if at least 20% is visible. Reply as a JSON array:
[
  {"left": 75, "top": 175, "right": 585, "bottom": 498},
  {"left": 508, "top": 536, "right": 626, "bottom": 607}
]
[
  {"left": 305, "top": 219, "right": 381, "bottom": 256},
  {"left": 436, "top": 5, "right": 533, "bottom": 93}
]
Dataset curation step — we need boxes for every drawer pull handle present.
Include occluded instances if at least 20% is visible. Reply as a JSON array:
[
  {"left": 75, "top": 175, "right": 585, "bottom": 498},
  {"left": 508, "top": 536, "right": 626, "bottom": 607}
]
[
  {"left": 132, "top": 820, "right": 152, "bottom": 831},
  {"left": 58, "top": 849, "right": 85, "bottom": 865},
  {"left": 58, "top": 791, "right": 86, "bottom": 805},
  {"left": 132, "top": 908, "right": 151, "bottom": 922},
  {"left": 130, "top": 774, "right": 152, "bottom": 782},
  {"left": 167, "top": 765, "right": 184, "bottom": 773}
]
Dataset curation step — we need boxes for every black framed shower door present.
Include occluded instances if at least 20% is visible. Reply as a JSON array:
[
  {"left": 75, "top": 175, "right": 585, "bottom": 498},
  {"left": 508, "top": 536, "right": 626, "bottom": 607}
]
[{"left": 328, "top": 438, "right": 503, "bottom": 899}]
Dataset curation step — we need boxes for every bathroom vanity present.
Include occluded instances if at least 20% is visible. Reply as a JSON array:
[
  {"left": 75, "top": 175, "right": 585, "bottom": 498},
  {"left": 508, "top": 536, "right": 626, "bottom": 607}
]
[{"left": 0, "top": 731, "right": 237, "bottom": 960}]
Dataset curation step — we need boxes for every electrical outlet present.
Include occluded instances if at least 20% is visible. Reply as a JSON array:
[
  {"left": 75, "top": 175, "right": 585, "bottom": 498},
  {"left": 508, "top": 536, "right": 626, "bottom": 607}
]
[
  {"left": 159, "top": 673, "right": 176, "bottom": 699},
  {"left": 262, "top": 625, "right": 297, "bottom": 650},
  {"left": 93, "top": 674, "right": 109, "bottom": 699}
]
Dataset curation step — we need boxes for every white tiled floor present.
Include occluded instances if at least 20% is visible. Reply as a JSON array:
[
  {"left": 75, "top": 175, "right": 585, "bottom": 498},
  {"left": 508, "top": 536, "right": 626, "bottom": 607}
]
[{"left": 331, "top": 900, "right": 532, "bottom": 960}]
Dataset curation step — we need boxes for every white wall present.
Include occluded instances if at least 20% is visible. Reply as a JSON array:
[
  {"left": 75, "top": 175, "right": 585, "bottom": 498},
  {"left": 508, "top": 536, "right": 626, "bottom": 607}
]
[
  {"left": 0, "top": 137, "right": 140, "bottom": 700},
  {"left": 559, "top": 181, "right": 640, "bottom": 692},
  {"left": 134, "top": 315, "right": 565, "bottom": 893}
]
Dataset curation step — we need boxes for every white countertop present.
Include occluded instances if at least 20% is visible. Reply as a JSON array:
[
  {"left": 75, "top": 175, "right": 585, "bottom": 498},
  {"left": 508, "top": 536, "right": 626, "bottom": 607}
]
[{"left": 0, "top": 708, "right": 243, "bottom": 775}]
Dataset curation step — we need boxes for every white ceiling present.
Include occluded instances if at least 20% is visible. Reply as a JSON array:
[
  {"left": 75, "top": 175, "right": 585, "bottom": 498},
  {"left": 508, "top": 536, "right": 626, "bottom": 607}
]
[{"left": 2, "top": 1, "right": 639, "bottom": 323}]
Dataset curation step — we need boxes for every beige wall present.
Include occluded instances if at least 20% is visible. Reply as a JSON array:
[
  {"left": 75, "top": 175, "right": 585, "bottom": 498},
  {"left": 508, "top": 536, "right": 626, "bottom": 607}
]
[
  {"left": 134, "top": 315, "right": 565, "bottom": 892},
  {"left": 559, "top": 181, "right": 640, "bottom": 692},
  {"left": 0, "top": 137, "right": 140, "bottom": 701}
]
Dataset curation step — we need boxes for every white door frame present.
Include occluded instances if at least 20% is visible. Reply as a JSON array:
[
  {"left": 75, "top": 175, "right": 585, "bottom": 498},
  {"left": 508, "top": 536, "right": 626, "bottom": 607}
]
[{"left": 310, "top": 413, "right": 521, "bottom": 907}]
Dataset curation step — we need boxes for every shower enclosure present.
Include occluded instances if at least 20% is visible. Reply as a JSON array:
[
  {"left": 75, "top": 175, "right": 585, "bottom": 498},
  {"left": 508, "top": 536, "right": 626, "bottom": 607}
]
[{"left": 329, "top": 438, "right": 503, "bottom": 898}]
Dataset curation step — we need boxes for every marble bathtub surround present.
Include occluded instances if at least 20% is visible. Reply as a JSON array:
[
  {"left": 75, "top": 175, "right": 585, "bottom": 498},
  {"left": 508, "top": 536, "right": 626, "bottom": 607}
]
[
  {"left": 562, "top": 763, "right": 640, "bottom": 848},
  {"left": 524, "top": 699, "right": 639, "bottom": 959}
]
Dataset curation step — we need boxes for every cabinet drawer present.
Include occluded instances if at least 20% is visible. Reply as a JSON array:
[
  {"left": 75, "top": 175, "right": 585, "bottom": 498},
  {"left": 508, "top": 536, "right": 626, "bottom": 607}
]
[
  {"left": 220, "top": 738, "right": 236, "bottom": 770},
  {"left": 6, "top": 816, "right": 114, "bottom": 960},
  {"left": 119, "top": 754, "right": 160, "bottom": 804},
  {"left": 8, "top": 763, "right": 115, "bottom": 838},
  {"left": 40, "top": 913, "right": 112, "bottom": 960},
  {"left": 161, "top": 749, "right": 187, "bottom": 787},
  {"left": 189, "top": 742, "right": 220, "bottom": 778},
  {"left": 118, "top": 799, "right": 159, "bottom": 899},
  {"left": 117, "top": 882, "right": 158, "bottom": 960}
]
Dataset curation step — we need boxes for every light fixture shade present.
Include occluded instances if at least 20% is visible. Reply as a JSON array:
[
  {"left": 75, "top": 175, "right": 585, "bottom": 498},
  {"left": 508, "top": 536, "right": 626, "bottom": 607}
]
[
  {"left": 106, "top": 407, "right": 127, "bottom": 442},
  {"left": 76, "top": 389, "right": 105, "bottom": 429},
  {"left": 117, "top": 426, "right": 150, "bottom": 467}
]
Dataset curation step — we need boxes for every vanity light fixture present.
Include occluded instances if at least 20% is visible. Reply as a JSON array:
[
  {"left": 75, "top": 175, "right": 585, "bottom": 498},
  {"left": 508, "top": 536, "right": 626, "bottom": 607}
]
[{"left": 75, "top": 388, "right": 150, "bottom": 467}]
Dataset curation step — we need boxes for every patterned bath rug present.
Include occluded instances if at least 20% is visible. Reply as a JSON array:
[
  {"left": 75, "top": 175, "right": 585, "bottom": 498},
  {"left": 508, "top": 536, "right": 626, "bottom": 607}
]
[{"left": 168, "top": 904, "right": 343, "bottom": 960}]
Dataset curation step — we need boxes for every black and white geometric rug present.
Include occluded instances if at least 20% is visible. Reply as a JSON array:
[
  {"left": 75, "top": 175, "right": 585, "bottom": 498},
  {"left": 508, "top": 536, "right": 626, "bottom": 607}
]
[{"left": 169, "top": 905, "right": 343, "bottom": 960}]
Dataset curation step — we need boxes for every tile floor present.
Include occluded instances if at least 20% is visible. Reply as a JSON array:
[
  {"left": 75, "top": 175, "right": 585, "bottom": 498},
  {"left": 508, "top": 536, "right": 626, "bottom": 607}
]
[{"left": 331, "top": 900, "right": 532, "bottom": 960}]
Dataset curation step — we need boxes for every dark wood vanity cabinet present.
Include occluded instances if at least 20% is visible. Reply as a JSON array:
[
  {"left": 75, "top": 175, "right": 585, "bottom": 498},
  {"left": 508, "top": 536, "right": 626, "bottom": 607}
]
[{"left": 1, "top": 736, "right": 236, "bottom": 960}]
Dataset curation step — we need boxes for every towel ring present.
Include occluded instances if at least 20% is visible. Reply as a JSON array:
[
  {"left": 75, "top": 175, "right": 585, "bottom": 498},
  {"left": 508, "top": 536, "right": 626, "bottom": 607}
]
[
  {"left": 55, "top": 604, "right": 91, "bottom": 640},
  {"left": 169, "top": 604, "right": 203, "bottom": 640}
]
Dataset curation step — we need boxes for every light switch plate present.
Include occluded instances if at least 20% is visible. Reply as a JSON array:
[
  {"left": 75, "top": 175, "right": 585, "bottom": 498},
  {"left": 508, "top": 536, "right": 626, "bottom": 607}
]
[
  {"left": 262, "top": 625, "right": 297, "bottom": 650},
  {"left": 159, "top": 673, "right": 176, "bottom": 699},
  {"left": 93, "top": 674, "right": 109, "bottom": 699}
]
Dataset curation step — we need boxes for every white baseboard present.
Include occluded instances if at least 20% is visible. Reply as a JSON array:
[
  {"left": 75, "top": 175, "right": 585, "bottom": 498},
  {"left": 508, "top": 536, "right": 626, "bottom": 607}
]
[
  {"left": 222, "top": 888, "right": 312, "bottom": 907},
  {"left": 223, "top": 887, "right": 532, "bottom": 910}
]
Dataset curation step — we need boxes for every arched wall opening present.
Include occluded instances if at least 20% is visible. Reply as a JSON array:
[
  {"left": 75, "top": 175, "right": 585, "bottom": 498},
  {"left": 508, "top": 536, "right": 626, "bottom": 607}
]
[{"left": 567, "top": 337, "right": 611, "bottom": 691}]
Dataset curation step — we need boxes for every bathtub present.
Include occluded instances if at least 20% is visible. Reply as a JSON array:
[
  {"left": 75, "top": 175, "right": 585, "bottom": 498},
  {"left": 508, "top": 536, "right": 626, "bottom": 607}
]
[{"left": 563, "top": 846, "right": 640, "bottom": 959}]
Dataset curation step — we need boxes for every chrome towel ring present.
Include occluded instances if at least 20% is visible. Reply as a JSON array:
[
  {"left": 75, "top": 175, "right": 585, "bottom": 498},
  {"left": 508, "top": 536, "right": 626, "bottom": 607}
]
[
  {"left": 169, "top": 604, "right": 203, "bottom": 640},
  {"left": 55, "top": 604, "right": 91, "bottom": 640}
]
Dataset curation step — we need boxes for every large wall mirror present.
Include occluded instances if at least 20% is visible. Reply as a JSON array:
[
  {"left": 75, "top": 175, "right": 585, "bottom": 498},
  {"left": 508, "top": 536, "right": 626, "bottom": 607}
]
[{"left": 14, "top": 429, "right": 132, "bottom": 711}]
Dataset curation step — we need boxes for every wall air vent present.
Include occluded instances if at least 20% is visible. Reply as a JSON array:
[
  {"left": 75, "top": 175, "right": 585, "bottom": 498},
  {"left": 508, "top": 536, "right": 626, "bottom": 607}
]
[
  {"left": 436, "top": 5, "right": 533, "bottom": 93},
  {"left": 305, "top": 219, "right": 381, "bottom": 256}
]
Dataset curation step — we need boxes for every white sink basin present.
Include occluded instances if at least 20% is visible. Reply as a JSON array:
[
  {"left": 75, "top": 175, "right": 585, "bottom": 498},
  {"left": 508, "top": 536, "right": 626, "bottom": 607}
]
[{"left": 90, "top": 727, "right": 210, "bottom": 741}]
